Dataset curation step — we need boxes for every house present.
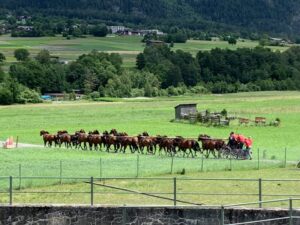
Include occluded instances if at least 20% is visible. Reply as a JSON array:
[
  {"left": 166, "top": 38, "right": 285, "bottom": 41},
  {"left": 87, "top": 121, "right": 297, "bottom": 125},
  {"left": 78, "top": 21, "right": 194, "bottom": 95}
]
[
  {"left": 175, "top": 104, "right": 197, "bottom": 120},
  {"left": 109, "top": 26, "right": 126, "bottom": 34},
  {"left": 16, "top": 26, "right": 33, "bottom": 31}
]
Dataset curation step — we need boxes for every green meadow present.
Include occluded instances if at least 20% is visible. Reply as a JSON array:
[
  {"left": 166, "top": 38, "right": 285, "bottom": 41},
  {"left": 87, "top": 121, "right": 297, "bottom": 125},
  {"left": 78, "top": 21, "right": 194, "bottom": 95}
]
[
  {"left": 0, "top": 91, "right": 300, "bottom": 205},
  {"left": 0, "top": 91, "right": 299, "bottom": 158}
]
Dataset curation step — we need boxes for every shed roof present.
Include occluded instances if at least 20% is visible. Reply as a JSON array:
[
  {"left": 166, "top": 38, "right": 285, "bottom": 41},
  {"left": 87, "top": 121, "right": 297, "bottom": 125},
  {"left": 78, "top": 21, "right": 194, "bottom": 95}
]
[{"left": 175, "top": 103, "right": 197, "bottom": 108}]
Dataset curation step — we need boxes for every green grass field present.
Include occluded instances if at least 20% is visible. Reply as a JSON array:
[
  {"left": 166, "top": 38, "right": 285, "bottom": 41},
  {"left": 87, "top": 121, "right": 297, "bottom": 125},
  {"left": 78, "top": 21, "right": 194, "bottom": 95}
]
[
  {"left": 1, "top": 166, "right": 299, "bottom": 206},
  {"left": 0, "top": 34, "right": 292, "bottom": 68},
  {"left": 0, "top": 91, "right": 300, "bottom": 205},
  {"left": 1, "top": 91, "right": 299, "bottom": 158}
]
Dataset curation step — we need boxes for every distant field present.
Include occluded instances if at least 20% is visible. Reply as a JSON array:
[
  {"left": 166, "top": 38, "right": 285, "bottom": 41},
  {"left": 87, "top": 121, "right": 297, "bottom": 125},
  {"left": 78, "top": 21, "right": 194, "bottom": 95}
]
[{"left": 0, "top": 34, "right": 292, "bottom": 68}]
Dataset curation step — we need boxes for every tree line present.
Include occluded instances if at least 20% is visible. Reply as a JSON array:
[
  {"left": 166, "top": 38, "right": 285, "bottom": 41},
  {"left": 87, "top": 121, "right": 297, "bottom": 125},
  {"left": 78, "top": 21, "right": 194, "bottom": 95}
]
[{"left": 1, "top": 45, "right": 300, "bottom": 105}]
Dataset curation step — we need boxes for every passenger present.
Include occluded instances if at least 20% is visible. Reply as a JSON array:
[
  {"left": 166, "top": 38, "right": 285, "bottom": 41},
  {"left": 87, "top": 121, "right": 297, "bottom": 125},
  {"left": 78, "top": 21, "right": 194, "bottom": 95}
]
[
  {"left": 227, "top": 132, "right": 236, "bottom": 149},
  {"left": 237, "top": 134, "right": 245, "bottom": 149}
]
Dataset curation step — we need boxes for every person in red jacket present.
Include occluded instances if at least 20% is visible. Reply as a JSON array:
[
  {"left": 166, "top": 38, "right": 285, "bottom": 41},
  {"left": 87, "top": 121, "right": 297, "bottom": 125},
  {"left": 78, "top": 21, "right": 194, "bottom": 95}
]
[
  {"left": 237, "top": 134, "right": 246, "bottom": 149},
  {"left": 244, "top": 137, "right": 253, "bottom": 160}
]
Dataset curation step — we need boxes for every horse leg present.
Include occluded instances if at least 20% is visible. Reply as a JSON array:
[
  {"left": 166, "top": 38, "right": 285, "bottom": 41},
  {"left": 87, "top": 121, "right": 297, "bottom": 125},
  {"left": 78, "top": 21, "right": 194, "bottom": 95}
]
[{"left": 205, "top": 150, "right": 209, "bottom": 158}]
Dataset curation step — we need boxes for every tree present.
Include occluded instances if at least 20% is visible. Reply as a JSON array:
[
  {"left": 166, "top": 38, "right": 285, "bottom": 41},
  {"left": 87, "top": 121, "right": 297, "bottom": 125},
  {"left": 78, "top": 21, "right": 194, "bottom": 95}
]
[
  {"left": 36, "top": 49, "right": 51, "bottom": 64},
  {"left": 91, "top": 25, "right": 108, "bottom": 37},
  {"left": 136, "top": 53, "right": 145, "bottom": 70},
  {"left": 0, "top": 53, "right": 6, "bottom": 63},
  {"left": 14, "top": 49, "right": 30, "bottom": 61},
  {"left": 228, "top": 37, "right": 237, "bottom": 45}
]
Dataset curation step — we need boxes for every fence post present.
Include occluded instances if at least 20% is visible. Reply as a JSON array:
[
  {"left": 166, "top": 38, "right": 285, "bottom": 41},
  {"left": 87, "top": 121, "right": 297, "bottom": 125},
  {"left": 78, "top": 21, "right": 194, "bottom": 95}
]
[
  {"left": 16, "top": 136, "right": 19, "bottom": 148},
  {"left": 136, "top": 155, "right": 139, "bottom": 178},
  {"left": 201, "top": 154, "right": 204, "bottom": 172},
  {"left": 99, "top": 158, "right": 102, "bottom": 180},
  {"left": 122, "top": 207, "right": 127, "bottom": 225},
  {"left": 257, "top": 148, "right": 260, "bottom": 170},
  {"left": 60, "top": 160, "right": 62, "bottom": 185},
  {"left": 284, "top": 148, "right": 287, "bottom": 168},
  {"left": 18, "top": 164, "right": 22, "bottom": 190},
  {"left": 258, "top": 178, "right": 262, "bottom": 208},
  {"left": 173, "top": 177, "right": 177, "bottom": 206},
  {"left": 289, "top": 198, "right": 293, "bottom": 225},
  {"left": 170, "top": 155, "right": 174, "bottom": 174},
  {"left": 9, "top": 176, "right": 12, "bottom": 205},
  {"left": 220, "top": 206, "right": 225, "bottom": 225},
  {"left": 90, "top": 177, "right": 94, "bottom": 206},
  {"left": 229, "top": 156, "right": 232, "bottom": 171}
]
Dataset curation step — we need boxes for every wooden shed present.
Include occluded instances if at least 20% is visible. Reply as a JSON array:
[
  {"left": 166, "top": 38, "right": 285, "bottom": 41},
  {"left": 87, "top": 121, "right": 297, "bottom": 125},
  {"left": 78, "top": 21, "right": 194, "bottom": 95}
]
[{"left": 175, "top": 104, "right": 197, "bottom": 120}]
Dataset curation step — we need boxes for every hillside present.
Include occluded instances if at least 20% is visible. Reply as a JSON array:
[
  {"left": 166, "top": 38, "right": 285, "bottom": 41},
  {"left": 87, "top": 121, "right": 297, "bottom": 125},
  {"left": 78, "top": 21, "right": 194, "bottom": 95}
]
[{"left": 1, "top": 0, "right": 300, "bottom": 38}]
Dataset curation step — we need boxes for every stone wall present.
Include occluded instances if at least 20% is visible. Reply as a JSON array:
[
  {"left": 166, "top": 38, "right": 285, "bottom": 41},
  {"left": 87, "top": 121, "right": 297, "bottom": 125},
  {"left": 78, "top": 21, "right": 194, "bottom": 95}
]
[{"left": 0, "top": 205, "right": 299, "bottom": 225}]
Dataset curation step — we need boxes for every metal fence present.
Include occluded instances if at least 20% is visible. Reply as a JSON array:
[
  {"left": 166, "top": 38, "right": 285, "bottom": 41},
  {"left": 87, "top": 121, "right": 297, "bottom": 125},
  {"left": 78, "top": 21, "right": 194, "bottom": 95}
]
[
  {"left": 221, "top": 198, "right": 300, "bottom": 225},
  {"left": 0, "top": 148, "right": 293, "bottom": 183},
  {"left": 1, "top": 176, "right": 300, "bottom": 207}
]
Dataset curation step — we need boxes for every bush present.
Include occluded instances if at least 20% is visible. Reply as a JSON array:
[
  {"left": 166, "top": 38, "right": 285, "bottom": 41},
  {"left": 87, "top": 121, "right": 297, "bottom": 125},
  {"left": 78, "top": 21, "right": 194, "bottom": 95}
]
[
  {"left": 90, "top": 91, "right": 100, "bottom": 100},
  {"left": 131, "top": 88, "right": 144, "bottom": 97},
  {"left": 17, "top": 88, "right": 42, "bottom": 103},
  {"left": 0, "top": 86, "right": 13, "bottom": 105},
  {"left": 189, "top": 85, "right": 209, "bottom": 94}
]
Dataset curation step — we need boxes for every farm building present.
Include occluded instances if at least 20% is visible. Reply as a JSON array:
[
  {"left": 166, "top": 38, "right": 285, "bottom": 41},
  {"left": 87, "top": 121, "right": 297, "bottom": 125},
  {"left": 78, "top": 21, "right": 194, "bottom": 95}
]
[{"left": 175, "top": 104, "right": 197, "bottom": 120}]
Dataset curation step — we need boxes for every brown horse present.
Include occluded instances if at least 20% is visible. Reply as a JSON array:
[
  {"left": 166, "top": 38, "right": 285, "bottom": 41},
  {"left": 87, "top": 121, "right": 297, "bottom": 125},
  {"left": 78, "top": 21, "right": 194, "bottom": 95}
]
[
  {"left": 157, "top": 136, "right": 174, "bottom": 156},
  {"left": 102, "top": 131, "right": 119, "bottom": 152},
  {"left": 40, "top": 130, "right": 57, "bottom": 147},
  {"left": 88, "top": 133, "right": 102, "bottom": 150},
  {"left": 118, "top": 136, "right": 139, "bottom": 153},
  {"left": 138, "top": 135, "right": 154, "bottom": 154},
  {"left": 174, "top": 137, "right": 201, "bottom": 158},
  {"left": 75, "top": 130, "right": 89, "bottom": 150},
  {"left": 57, "top": 130, "right": 71, "bottom": 148},
  {"left": 198, "top": 134, "right": 225, "bottom": 158}
]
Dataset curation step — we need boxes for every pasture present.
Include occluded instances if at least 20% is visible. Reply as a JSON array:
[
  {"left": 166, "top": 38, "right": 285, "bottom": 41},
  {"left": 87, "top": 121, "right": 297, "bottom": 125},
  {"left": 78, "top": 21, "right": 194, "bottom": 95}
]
[
  {"left": 0, "top": 91, "right": 300, "bottom": 205},
  {"left": 0, "top": 34, "right": 291, "bottom": 69}
]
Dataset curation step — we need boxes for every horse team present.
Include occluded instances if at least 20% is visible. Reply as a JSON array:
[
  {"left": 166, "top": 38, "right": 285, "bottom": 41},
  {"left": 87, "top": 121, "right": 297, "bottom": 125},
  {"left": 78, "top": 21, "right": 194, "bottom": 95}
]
[{"left": 40, "top": 129, "right": 227, "bottom": 158}]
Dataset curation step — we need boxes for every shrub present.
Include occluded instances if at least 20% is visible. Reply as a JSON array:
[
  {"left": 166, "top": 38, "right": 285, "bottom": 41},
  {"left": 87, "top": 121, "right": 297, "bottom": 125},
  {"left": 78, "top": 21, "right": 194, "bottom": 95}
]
[
  {"left": 0, "top": 86, "right": 13, "bottom": 105},
  {"left": 90, "top": 91, "right": 100, "bottom": 100},
  {"left": 17, "top": 88, "right": 42, "bottom": 103},
  {"left": 131, "top": 88, "right": 144, "bottom": 97}
]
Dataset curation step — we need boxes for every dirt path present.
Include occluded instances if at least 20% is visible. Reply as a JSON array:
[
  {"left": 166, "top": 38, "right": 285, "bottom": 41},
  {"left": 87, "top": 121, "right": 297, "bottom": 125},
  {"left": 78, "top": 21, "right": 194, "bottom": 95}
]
[{"left": 0, "top": 141, "right": 43, "bottom": 148}]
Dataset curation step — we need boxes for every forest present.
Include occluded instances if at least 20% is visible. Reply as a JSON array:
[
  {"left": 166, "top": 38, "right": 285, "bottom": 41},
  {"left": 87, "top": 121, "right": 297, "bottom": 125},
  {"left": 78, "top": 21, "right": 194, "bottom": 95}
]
[
  {"left": 0, "top": 0, "right": 299, "bottom": 39},
  {"left": 1, "top": 44, "right": 300, "bottom": 104}
]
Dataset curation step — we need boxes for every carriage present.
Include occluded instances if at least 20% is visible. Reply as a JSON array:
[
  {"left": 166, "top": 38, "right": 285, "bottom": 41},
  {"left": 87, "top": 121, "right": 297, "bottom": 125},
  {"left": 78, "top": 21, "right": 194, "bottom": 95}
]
[{"left": 220, "top": 146, "right": 252, "bottom": 160}]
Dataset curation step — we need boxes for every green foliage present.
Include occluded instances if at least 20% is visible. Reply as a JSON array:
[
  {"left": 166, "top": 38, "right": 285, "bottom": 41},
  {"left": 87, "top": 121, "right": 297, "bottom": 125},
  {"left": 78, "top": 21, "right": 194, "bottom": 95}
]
[
  {"left": 0, "top": 85, "right": 14, "bottom": 105},
  {"left": 136, "top": 53, "right": 145, "bottom": 70},
  {"left": 0, "top": 53, "right": 6, "bottom": 63},
  {"left": 90, "top": 24, "right": 108, "bottom": 37},
  {"left": 17, "top": 86, "right": 42, "bottom": 104},
  {"left": 162, "top": 32, "right": 188, "bottom": 43},
  {"left": 14, "top": 49, "right": 30, "bottom": 61},
  {"left": 139, "top": 45, "right": 200, "bottom": 88},
  {"left": 1, "top": 0, "right": 299, "bottom": 38},
  {"left": 228, "top": 37, "right": 237, "bottom": 45},
  {"left": 36, "top": 49, "right": 51, "bottom": 64}
]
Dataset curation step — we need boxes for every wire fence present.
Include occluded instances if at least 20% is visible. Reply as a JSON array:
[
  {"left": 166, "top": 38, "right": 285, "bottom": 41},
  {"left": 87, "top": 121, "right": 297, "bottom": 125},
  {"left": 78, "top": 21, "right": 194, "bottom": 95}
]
[{"left": 0, "top": 148, "right": 294, "bottom": 190}]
